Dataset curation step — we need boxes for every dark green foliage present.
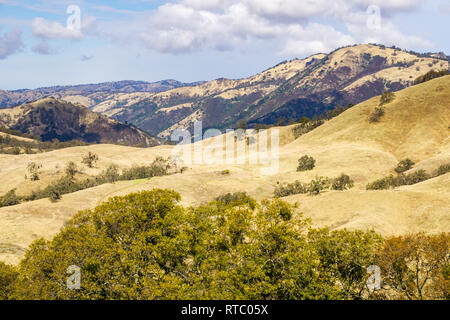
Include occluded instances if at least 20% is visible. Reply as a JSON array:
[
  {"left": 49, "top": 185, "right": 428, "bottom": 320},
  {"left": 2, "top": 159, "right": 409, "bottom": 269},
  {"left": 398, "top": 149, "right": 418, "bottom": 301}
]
[
  {"left": 7, "top": 189, "right": 389, "bottom": 300},
  {"left": 0, "top": 189, "right": 20, "bottom": 208},
  {"left": 0, "top": 158, "right": 172, "bottom": 208},
  {"left": 119, "top": 157, "right": 168, "bottom": 181},
  {"left": 380, "top": 91, "right": 395, "bottom": 106},
  {"left": 308, "top": 176, "right": 331, "bottom": 195},
  {"left": 274, "top": 181, "right": 307, "bottom": 197},
  {"left": 297, "top": 155, "right": 316, "bottom": 172},
  {"left": 331, "top": 174, "right": 355, "bottom": 191},
  {"left": 82, "top": 152, "right": 99, "bottom": 168},
  {"left": 367, "top": 170, "right": 432, "bottom": 190},
  {"left": 366, "top": 175, "right": 394, "bottom": 190},
  {"left": 275, "top": 174, "right": 354, "bottom": 197},
  {"left": 325, "top": 104, "right": 354, "bottom": 120},
  {"left": 395, "top": 159, "right": 415, "bottom": 174},
  {"left": 3, "top": 190, "right": 448, "bottom": 300},
  {"left": 0, "top": 262, "right": 18, "bottom": 300},
  {"left": 64, "top": 161, "right": 78, "bottom": 178},
  {"left": 292, "top": 120, "right": 324, "bottom": 139},
  {"left": 436, "top": 163, "right": 450, "bottom": 176},
  {"left": 215, "top": 192, "right": 257, "bottom": 209},
  {"left": 414, "top": 70, "right": 449, "bottom": 85},
  {"left": 0, "top": 132, "right": 88, "bottom": 155},
  {"left": 369, "top": 106, "right": 385, "bottom": 123}
]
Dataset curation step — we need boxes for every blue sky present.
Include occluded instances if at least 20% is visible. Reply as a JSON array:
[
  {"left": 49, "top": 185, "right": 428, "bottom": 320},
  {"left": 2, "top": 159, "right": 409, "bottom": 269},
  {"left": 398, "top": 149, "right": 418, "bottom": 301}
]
[{"left": 0, "top": 0, "right": 449, "bottom": 90}]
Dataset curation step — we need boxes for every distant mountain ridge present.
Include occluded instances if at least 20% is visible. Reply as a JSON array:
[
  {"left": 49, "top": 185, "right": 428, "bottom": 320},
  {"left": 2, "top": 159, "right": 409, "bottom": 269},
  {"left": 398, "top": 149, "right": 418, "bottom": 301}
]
[
  {"left": 2, "top": 44, "right": 448, "bottom": 140},
  {"left": 0, "top": 79, "right": 203, "bottom": 108},
  {"left": 83, "top": 44, "right": 449, "bottom": 138},
  {"left": 0, "top": 97, "right": 159, "bottom": 147}
]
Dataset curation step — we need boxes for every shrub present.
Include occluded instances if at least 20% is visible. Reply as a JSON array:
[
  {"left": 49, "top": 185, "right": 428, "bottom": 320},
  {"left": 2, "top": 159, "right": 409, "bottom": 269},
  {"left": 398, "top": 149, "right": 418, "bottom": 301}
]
[
  {"left": 308, "top": 176, "right": 330, "bottom": 195},
  {"left": 395, "top": 159, "right": 415, "bottom": 174},
  {"left": 436, "top": 163, "right": 450, "bottom": 176},
  {"left": 0, "top": 189, "right": 21, "bottom": 208},
  {"left": 297, "top": 155, "right": 316, "bottom": 172},
  {"left": 369, "top": 106, "right": 385, "bottom": 123},
  {"left": 380, "top": 91, "right": 395, "bottom": 106},
  {"left": 414, "top": 70, "right": 449, "bottom": 85},
  {"left": 215, "top": 192, "right": 257, "bottom": 209},
  {"left": 26, "top": 162, "right": 42, "bottom": 181},
  {"left": 82, "top": 152, "right": 99, "bottom": 168},
  {"left": 274, "top": 181, "right": 307, "bottom": 197},
  {"left": 366, "top": 175, "right": 395, "bottom": 190},
  {"left": 331, "top": 174, "right": 354, "bottom": 191},
  {"left": 0, "top": 262, "right": 18, "bottom": 300},
  {"left": 367, "top": 170, "right": 431, "bottom": 190},
  {"left": 292, "top": 120, "right": 324, "bottom": 139},
  {"left": 98, "top": 164, "right": 120, "bottom": 183},
  {"left": 119, "top": 157, "right": 169, "bottom": 181},
  {"left": 64, "top": 161, "right": 78, "bottom": 178}
]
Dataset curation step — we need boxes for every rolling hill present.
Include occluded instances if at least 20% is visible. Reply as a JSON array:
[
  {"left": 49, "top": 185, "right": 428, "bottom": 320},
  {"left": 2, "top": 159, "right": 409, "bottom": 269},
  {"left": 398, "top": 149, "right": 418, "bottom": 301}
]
[
  {"left": 0, "top": 75, "right": 448, "bottom": 265},
  {"left": 0, "top": 79, "right": 199, "bottom": 109},
  {"left": 89, "top": 44, "right": 449, "bottom": 138},
  {"left": 0, "top": 97, "right": 159, "bottom": 147}
]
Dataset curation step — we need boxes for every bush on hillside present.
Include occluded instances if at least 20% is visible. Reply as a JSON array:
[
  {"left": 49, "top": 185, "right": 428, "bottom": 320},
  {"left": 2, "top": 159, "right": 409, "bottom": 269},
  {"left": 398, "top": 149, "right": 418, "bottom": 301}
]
[
  {"left": 82, "top": 152, "right": 99, "bottom": 168},
  {"left": 436, "top": 163, "right": 450, "bottom": 176},
  {"left": 331, "top": 174, "right": 355, "bottom": 191},
  {"left": 308, "top": 176, "right": 331, "bottom": 195},
  {"left": 369, "top": 106, "right": 385, "bottom": 123},
  {"left": 297, "top": 155, "right": 316, "bottom": 172},
  {"left": 414, "top": 70, "right": 449, "bottom": 85},
  {"left": 380, "top": 91, "right": 395, "bottom": 106},
  {"left": 395, "top": 159, "right": 415, "bottom": 174},
  {"left": 274, "top": 181, "right": 308, "bottom": 197}
]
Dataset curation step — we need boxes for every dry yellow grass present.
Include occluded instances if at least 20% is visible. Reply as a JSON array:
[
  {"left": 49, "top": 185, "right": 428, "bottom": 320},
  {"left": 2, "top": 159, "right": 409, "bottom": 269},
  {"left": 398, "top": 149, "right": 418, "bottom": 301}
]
[{"left": 0, "top": 76, "right": 449, "bottom": 265}]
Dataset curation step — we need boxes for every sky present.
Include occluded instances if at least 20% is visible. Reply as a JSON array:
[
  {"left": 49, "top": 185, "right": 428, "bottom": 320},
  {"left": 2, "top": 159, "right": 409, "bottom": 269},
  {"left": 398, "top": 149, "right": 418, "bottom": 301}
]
[{"left": 0, "top": 0, "right": 449, "bottom": 90}]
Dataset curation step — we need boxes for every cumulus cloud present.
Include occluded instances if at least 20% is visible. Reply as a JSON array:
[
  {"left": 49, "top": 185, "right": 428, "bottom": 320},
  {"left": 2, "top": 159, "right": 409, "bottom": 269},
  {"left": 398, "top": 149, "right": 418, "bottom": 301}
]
[
  {"left": 0, "top": 28, "right": 23, "bottom": 59},
  {"left": 136, "top": 0, "right": 428, "bottom": 56},
  {"left": 31, "top": 15, "right": 97, "bottom": 41}
]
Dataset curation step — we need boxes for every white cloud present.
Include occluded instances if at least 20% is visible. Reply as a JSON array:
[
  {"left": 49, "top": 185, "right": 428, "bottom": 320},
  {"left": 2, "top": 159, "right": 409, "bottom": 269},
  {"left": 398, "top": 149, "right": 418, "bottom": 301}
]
[
  {"left": 31, "top": 15, "right": 97, "bottom": 41},
  {"left": 0, "top": 28, "right": 23, "bottom": 59},
  {"left": 280, "top": 24, "right": 355, "bottom": 56},
  {"left": 135, "top": 0, "right": 428, "bottom": 56}
]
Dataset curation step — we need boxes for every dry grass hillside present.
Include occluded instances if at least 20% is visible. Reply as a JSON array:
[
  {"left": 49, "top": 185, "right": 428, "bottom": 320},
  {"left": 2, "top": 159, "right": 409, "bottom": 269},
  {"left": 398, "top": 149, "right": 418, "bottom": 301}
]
[{"left": 0, "top": 76, "right": 449, "bottom": 265}]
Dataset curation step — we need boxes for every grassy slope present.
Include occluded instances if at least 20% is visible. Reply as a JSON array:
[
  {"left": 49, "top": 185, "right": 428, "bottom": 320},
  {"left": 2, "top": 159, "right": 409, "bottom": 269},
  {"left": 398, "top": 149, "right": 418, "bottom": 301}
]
[{"left": 0, "top": 76, "right": 449, "bottom": 265}]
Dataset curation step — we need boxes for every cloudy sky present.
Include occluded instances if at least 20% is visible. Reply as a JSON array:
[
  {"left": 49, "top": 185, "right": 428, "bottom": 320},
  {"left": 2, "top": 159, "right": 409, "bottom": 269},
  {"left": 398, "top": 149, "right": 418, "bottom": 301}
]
[{"left": 0, "top": 0, "right": 449, "bottom": 90}]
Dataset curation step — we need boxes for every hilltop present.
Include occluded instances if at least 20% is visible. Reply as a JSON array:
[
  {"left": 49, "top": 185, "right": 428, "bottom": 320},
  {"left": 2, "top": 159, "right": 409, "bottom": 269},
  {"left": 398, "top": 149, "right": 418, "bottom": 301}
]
[
  {"left": 0, "top": 79, "right": 199, "bottom": 108},
  {"left": 0, "top": 97, "right": 159, "bottom": 147},
  {"left": 0, "top": 75, "right": 448, "bottom": 265},
  {"left": 91, "top": 44, "right": 449, "bottom": 137}
]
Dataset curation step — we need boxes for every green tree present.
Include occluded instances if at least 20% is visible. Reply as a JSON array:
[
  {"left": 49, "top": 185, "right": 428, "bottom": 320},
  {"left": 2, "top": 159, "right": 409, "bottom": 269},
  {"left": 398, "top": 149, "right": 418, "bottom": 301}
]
[
  {"left": 64, "top": 161, "right": 78, "bottom": 179},
  {"left": 331, "top": 174, "right": 354, "bottom": 191},
  {"left": 395, "top": 159, "right": 415, "bottom": 174},
  {"left": 0, "top": 262, "right": 18, "bottom": 300},
  {"left": 82, "top": 152, "right": 99, "bottom": 168},
  {"left": 26, "top": 162, "right": 42, "bottom": 181},
  {"left": 297, "top": 155, "right": 316, "bottom": 172},
  {"left": 308, "top": 176, "right": 330, "bottom": 195}
]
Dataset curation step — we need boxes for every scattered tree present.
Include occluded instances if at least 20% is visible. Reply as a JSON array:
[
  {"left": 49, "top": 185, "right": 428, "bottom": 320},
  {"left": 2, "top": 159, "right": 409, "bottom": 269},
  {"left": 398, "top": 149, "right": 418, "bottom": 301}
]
[
  {"left": 82, "top": 152, "right": 99, "bottom": 168},
  {"left": 395, "top": 159, "right": 415, "bottom": 174},
  {"left": 331, "top": 174, "right": 354, "bottom": 191},
  {"left": 297, "top": 155, "right": 316, "bottom": 172},
  {"left": 26, "top": 162, "right": 42, "bottom": 181}
]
